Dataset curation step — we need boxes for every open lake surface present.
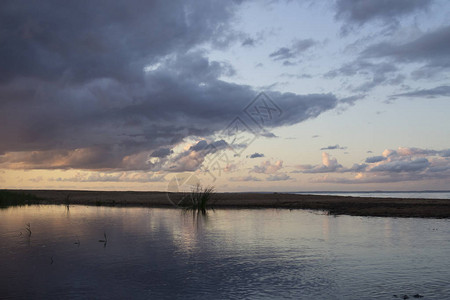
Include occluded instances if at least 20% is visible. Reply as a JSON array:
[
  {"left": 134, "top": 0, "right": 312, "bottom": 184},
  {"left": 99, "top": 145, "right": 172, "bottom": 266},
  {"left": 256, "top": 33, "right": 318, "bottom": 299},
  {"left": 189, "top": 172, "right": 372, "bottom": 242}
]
[{"left": 1, "top": 206, "right": 449, "bottom": 299}]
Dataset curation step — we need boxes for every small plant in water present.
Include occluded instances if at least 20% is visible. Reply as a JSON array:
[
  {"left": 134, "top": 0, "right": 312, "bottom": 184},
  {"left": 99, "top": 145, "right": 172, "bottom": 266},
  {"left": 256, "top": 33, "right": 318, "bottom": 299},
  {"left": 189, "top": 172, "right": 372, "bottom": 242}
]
[
  {"left": 65, "top": 193, "right": 72, "bottom": 211},
  {"left": 25, "top": 223, "right": 31, "bottom": 237},
  {"left": 99, "top": 232, "right": 107, "bottom": 247},
  {"left": 180, "top": 183, "right": 215, "bottom": 213}
]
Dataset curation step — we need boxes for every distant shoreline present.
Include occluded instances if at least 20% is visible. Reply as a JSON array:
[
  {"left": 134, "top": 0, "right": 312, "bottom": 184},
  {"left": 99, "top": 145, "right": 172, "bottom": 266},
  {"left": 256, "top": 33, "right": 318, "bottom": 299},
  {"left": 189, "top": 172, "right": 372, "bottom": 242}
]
[
  {"left": 291, "top": 190, "right": 450, "bottom": 193},
  {"left": 293, "top": 190, "right": 450, "bottom": 195},
  {"left": 292, "top": 191, "right": 450, "bottom": 200},
  {"left": 4, "top": 189, "right": 450, "bottom": 219}
]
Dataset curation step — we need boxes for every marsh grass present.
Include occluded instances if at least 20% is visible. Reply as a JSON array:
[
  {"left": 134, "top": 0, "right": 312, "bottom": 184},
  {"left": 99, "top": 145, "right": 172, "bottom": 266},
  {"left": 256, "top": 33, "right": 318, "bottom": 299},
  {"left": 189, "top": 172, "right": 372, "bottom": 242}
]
[
  {"left": 25, "top": 223, "right": 32, "bottom": 237},
  {"left": 99, "top": 232, "right": 108, "bottom": 247},
  {"left": 18, "top": 223, "right": 32, "bottom": 245},
  {"left": 64, "top": 193, "right": 72, "bottom": 211},
  {"left": 179, "top": 184, "right": 215, "bottom": 213},
  {"left": 0, "top": 190, "right": 41, "bottom": 209}
]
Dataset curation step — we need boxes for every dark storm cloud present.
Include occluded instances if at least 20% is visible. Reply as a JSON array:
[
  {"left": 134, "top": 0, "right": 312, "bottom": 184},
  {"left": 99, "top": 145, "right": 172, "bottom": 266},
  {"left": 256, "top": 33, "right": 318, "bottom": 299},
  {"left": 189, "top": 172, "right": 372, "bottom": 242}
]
[
  {"left": 335, "top": 0, "right": 433, "bottom": 27},
  {"left": 0, "top": 0, "right": 242, "bottom": 84},
  {"left": 267, "top": 92, "right": 338, "bottom": 127},
  {"left": 188, "top": 140, "right": 228, "bottom": 152},
  {"left": 0, "top": 1, "right": 339, "bottom": 171},
  {"left": 391, "top": 85, "right": 450, "bottom": 99},
  {"left": 150, "top": 148, "right": 173, "bottom": 158}
]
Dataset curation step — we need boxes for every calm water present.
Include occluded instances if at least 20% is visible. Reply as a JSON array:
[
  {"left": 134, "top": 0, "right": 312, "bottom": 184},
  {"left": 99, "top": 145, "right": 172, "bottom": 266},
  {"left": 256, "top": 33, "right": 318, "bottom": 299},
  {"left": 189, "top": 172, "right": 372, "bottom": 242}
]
[
  {"left": 1, "top": 206, "right": 449, "bottom": 299},
  {"left": 294, "top": 191, "right": 450, "bottom": 199}
]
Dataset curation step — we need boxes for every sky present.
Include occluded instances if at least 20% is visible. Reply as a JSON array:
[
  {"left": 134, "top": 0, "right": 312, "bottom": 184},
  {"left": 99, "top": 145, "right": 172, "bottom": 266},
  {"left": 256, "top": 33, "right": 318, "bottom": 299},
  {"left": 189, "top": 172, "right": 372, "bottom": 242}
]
[{"left": 1, "top": 0, "right": 449, "bottom": 192}]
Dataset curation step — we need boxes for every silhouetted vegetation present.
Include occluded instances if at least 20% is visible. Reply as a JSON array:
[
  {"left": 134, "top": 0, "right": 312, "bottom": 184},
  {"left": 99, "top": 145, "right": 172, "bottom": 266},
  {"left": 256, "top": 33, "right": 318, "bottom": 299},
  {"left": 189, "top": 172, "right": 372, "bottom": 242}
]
[
  {"left": 64, "top": 193, "right": 72, "bottom": 210},
  {"left": 0, "top": 190, "right": 41, "bottom": 209},
  {"left": 99, "top": 232, "right": 108, "bottom": 247},
  {"left": 179, "top": 184, "right": 215, "bottom": 213},
  {"left": 25, "top": 223, "right": 32, "bottom": 237}
]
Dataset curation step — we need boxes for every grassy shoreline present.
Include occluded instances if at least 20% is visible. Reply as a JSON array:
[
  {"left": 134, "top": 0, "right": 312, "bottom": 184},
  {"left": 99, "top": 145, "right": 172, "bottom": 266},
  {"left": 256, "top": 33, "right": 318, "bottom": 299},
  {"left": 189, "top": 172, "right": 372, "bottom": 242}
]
[
  {"left": 0, "top": 190, "right": 42, "bottom": 208},
  {"left": 2, "top": 189, "right": 450, "bottom": 218}
]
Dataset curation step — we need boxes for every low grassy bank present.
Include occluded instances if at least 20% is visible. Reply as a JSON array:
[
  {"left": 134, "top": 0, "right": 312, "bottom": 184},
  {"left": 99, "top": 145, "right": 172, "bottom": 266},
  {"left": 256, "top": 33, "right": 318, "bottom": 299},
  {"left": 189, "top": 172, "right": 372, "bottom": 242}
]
[
  {"left": 0, "top": 190, "right": 42, "bottom": 208},
  {"left": 2, "top": 190, "right": 450, "bottom": 218}
]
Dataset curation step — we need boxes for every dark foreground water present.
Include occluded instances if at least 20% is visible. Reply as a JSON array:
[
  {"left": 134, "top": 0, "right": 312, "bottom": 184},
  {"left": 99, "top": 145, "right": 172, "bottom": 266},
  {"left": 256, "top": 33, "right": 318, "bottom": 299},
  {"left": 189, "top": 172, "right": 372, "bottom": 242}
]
[{"left": 0, "top": 206, "right": 449, "bottom": 299}]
